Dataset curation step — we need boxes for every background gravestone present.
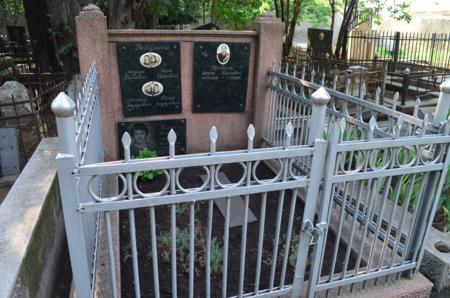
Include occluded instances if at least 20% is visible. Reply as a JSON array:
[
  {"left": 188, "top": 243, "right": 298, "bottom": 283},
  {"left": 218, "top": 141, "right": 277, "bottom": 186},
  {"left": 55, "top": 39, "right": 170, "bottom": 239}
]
[
  {"left": 307, "top": 28, "right": 333, "bottom": 57},
  {"left": 117, "top": 42, "right": 182, "bottom": 117},
  {"left": 0, "top": 128, "right": 20, "bottom": 177},
  {"left": 118, "top": 119, "right": 186, "bottom": 157},
  {"left": 193, "top": 42, "right": 250, "bottom": 113}
]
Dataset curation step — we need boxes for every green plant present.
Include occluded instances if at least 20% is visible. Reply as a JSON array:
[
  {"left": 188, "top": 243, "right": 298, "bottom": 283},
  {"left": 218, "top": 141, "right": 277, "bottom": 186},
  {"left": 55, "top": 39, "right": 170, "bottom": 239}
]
[
  {"left": 132, "top": 148, "right": 162, "bottom": 181},
  {"left": 155, "top": 227, "right": 224, "bottom": 275}
]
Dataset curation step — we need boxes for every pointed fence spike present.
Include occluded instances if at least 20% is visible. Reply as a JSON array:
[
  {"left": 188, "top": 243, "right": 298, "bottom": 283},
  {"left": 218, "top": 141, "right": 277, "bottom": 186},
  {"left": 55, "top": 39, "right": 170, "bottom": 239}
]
[
  {"left": 301, "top": 64, "right": 306, "bottom": 80},
  {"left": 121, "top": 132, "right": 131, "bottom": 148},
  {"left": 345, "top": 79, "right": 351, "bottom": 94},
  {"left": 395, "top": 116, "right": 403, "bottom": 137},
  {"left": 375, "top": 87, "right": 381, "bottom": 105},
  {"left": 285, "top": 62, "right": 289, "bottom": 74},
  {"left": 293, "top": 63, "right": 297, "bottom": 77},
  {"left": 285, "top": 122, "right": 294, "bottom": 138},
  {"left": 278, "top": 61, "right": 282, "bottom": 72},
  {"left": 392, "top": 92, "right": 399, "bottom": 110},
  {"left": 360, "top": 83, "right": 366, "bottom": 99},
  {"left": 247, "top": 124, "right": 255, "bottom": 140},
  {"left": 333, "top": 75, "right": 338, "bottom": 91},
  {"left": 445, "top": 117, "right": 450, "bottom": 135},
  {"left": 168, "top": 129, "right": 177, "bottom": 144},
  {"left": 209, "top": 126, "right": 218, "bottom": 143},
  {"left": 339, "top": 118, "right": 347, "bottom": 133},
  {"left": 272, "top": 60, "right": 275, "bottom": 71},
  {"left": 368, "top": 116, "right": 377, "bottom": 140},
  {"left": 413, "top": 97, "right": 421, "bottom": 118},
  {"left": 369, "top": 116, "right": 377, "bottom": 130},
  {"left": 321, "top": 71, "right": 325, "bottom": 86},
  {"left": 247, "top": 124, "right": 255, "bottom": 150},
  {"left": 121, "top": 132, "right": 132, "bottom": 161}
]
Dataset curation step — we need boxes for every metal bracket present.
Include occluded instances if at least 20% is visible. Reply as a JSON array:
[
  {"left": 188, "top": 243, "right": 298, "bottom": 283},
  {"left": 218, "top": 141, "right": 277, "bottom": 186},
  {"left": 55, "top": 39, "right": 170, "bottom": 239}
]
[{"left": 302, "top": 219, "right": 327, "bottom": 245}]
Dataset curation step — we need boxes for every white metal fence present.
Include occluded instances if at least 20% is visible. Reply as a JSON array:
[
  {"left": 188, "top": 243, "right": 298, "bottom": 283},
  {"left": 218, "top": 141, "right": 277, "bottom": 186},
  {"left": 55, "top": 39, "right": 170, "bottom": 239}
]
[
  {"left": 53, "top": 61, "right": 450, "bottom": 297},
  {"left": 52, "top": 63, "right": 103, "bottom": 298}
]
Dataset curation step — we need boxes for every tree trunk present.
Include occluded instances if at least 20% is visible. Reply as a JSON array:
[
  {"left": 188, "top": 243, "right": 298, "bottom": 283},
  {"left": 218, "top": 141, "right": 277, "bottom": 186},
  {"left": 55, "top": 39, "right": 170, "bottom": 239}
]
[
  {"left": 109, "top": 0, "right": 135, "bottom": 29},
  {"left": 334, "top": 0, "right": 357, "bottom": 59},
  {"left": 45, "top": 0, "right": 91, "bottom": 74},
  {"left": 282, "top": 0, "right": 302, "bottom": 59},
  {"left": 23, "top": 0, "right": 56, "bottom": 72},
  {"left": 329, "top": 0, "right": 335, "bottom": 31}
]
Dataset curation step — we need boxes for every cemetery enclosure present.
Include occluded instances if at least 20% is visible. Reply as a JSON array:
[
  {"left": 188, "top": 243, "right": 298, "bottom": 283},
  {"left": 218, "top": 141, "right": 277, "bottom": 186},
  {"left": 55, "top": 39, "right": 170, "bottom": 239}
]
[
  {"left": 52, "top": 5, "right": 450, "bottom": 298},
  {"left": 53, "top": 57, "right": 450, "bottom": 298}
]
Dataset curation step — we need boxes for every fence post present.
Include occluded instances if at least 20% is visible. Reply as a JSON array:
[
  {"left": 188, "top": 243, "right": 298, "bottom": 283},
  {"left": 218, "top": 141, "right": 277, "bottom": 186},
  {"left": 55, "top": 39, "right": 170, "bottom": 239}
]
[
  {"left": 434, "top": 79, "right": 450, "bottom": 125},
  {"left": 52, "top": 92, "right": 92, "bottom": 297},
  {"left": 391, "top": 31, "right": 401, "bottom": 71},
  {"left": 401, "top": 67, "right": 411, "bottom": 106},
  {"left": 308, "top": 87, "right": 331, "bottom": 145},
  {"left": 429, "top": 33, "right": 437, "bottom": 67},
  {"left": 406, "top": 80, "right": 450, "bottom": 277}
]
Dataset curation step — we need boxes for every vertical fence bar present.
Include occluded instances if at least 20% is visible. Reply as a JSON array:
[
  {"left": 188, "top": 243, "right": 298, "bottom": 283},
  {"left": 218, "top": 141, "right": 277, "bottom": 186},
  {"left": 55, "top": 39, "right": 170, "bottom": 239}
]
[
  {"left": 168, "top": 130, "right": 178, "bottom": 298},
  {"left": 292, "top": 139, "right": 327, "bottom": 298},
  {"left": 206, "top": 127, "right": 217, "bottom": 298},
  {"left": 122, "top": 133, "right": 141, "bottom": 297},
  {"left": 52, "top": 92, "right": 91, "bottom": 298}
]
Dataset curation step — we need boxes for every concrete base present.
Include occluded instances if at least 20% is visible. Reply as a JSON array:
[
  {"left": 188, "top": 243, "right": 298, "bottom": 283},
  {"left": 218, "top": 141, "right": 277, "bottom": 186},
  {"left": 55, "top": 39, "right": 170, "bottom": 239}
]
[{"left": 420, "top": 227, "right": 450, "bottom": 293}]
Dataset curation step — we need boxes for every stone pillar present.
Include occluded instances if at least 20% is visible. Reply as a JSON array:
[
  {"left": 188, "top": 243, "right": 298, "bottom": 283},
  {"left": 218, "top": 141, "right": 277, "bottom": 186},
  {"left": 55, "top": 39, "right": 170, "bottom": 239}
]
[
  {"left": 76, "top": 4, "right": 113, "bottom": 159},
  {"left": 252, "top": 13, "right": 284, "bottom": 147}
]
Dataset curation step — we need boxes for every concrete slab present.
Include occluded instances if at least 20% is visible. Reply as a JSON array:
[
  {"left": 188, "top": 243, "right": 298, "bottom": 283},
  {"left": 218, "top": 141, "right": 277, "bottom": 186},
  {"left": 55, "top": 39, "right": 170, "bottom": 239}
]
[{"left": 201, "top": 172, "right": 257, "bottom": 228}]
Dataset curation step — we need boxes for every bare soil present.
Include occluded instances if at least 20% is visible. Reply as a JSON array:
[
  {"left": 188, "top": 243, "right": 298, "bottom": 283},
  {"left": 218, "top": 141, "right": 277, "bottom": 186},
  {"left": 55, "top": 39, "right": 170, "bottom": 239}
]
[{"left": 120, "top": 163, "right": 357, "bottom": 297}]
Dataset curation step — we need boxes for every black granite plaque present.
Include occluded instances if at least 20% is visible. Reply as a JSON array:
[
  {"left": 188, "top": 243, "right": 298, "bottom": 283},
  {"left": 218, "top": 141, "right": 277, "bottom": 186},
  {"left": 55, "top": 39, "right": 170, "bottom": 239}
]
[
  {"left": 117, "top": 42, "right": 182, "bottom": 117},
  {"left": 193, "top": 42, "right": 250, "bottom": 113},
  {"left": 118, "top": 119, "right": 186, "bottom": 157}
]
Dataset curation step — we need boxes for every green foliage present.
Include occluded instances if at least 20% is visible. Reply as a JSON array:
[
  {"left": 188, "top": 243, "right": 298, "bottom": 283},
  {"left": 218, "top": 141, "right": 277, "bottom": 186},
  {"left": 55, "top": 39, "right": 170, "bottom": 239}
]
[
  {"left": 155, "top": 227, "right": 224, "bottom": 274},
  {"left": 153, "top": 0, "right": 203, "bottom": 25},
  {"left": 132, "top": 148, "right": 162, "bottom": 181},
  {"left": 0, "top": 0, "right": 24, "bottom": 21},
  {"left": 212, "top": 0, "right": 267, "bottom": 30}
]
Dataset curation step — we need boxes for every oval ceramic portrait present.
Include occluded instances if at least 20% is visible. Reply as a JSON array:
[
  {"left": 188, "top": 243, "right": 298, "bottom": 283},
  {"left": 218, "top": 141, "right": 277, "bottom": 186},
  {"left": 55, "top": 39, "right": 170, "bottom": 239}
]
[
  {"left": 216, "top": 43, "right": 230, "bottom": 65},
  {"left": 142, "top": 81, "right": 163, "bottom": 97},
  {"left": 139, "top": 52, "right": 162, "bottom": 68}
]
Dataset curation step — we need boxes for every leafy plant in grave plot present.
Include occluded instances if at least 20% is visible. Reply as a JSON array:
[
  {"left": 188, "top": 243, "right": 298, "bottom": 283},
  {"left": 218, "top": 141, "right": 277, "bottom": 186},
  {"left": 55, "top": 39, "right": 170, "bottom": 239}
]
[
  {"left": 153, "top": 227, "right": 224, "bottom": 275},
  {"left": 132, "top": 148, "right": 162, "bottom": 181}
]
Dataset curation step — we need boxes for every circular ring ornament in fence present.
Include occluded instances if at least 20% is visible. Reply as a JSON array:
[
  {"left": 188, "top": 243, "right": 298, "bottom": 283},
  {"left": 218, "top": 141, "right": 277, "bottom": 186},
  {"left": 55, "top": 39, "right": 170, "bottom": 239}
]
[
  {"left": 420, "top": 144, "right": 443, "bottom": 165},
  {"left": 395, "top": 145, "right": 417, "bottom": 168},
  {"left": 252, "top": 159, "right": 283, "bottom": 184},
  {"left": 337, "top": 150, "right": 366, "bottom": 174},
  {"left": 133, "top": 170, "right": 170, "bottom": 197},
  {"left": 88, "top": 174, "right": 127, "bottom": 202},
  {"left": 176, "top": 166, "right": 210, "bottom": 193},
  {"left": 215, "top": 162, "right": 247, "bottom": 188},
  {"left": 368, "top": 148, "right": 393, "bottom": 171},
  {"left": 288, "top": 158, "right": 308, "bottom": 180}
]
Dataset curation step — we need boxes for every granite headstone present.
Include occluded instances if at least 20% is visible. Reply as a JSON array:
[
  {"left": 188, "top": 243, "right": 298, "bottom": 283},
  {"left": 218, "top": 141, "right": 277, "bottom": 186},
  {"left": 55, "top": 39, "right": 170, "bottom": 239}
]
[
  {"left": 117, "top": 42, "right": 182, "bottom": 117},
  {"left": 118, "top": 119, "right": 186, "bottom": 157},
  {"left": 193, "top": 42, "right": 250, "bottom": 113}
]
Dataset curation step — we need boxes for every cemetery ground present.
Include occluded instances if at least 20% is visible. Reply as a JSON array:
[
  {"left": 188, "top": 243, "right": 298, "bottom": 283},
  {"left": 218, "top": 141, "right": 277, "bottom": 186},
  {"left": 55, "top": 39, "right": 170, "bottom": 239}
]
[{"left": 120, "top": 163, "right": 358, "bottom": 297}]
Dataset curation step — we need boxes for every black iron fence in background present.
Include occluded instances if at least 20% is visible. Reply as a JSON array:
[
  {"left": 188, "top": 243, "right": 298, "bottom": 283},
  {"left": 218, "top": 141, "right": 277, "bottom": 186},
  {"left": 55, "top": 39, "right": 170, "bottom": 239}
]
[
  {"left": 0, "top": 73, "right": 67, "bottom": 167},
  {"left": 347, "top": 30, "right": 450, "bottom": 71}
]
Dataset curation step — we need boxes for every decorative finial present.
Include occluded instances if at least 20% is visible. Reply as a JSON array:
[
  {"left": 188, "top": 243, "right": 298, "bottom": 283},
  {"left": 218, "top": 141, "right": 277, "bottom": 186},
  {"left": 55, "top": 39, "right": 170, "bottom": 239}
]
[
  {"left": 51, "top": 92, "right": 76, "bottom": 118},
  {"left": 311, "top": 87, "right": 331, "bottom": 105}
]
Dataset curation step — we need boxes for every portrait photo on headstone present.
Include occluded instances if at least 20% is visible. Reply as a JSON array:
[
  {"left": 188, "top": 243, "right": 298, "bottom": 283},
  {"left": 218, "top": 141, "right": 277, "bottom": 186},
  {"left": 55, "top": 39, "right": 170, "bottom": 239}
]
[{"left": 118, "top": 119, "right": 186, "bottom": 158}]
